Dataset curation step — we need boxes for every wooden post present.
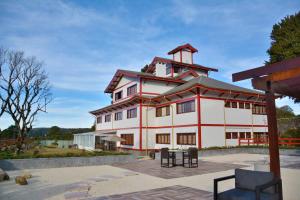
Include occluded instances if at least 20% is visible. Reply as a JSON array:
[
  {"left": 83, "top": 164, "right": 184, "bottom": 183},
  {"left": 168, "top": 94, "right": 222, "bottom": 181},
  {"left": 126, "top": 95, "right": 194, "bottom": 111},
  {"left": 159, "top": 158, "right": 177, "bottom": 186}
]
[{"left": 265, "top": 81, "right": 281, "bottom": 178}]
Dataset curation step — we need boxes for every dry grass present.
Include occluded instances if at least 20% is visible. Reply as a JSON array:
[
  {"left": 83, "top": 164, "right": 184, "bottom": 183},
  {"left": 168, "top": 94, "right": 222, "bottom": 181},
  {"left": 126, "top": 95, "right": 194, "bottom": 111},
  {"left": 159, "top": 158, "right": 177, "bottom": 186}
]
[{"left": 0, "top": 147, "right": 129, "bottom": 159}]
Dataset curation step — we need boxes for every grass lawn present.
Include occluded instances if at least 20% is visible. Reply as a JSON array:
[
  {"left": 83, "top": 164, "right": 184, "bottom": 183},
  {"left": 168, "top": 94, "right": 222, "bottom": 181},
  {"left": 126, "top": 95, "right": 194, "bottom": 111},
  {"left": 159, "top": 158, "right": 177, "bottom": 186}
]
[{"left": 0, "top": 147, "right": 129, "bottom": 159}]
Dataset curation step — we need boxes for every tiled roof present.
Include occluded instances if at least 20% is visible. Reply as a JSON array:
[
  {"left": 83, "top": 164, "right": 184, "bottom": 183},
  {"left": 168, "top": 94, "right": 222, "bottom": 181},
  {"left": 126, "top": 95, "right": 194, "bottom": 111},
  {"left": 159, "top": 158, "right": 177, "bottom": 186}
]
[{"left": 158, "top": 76, "right": 264, "bottom": 97}]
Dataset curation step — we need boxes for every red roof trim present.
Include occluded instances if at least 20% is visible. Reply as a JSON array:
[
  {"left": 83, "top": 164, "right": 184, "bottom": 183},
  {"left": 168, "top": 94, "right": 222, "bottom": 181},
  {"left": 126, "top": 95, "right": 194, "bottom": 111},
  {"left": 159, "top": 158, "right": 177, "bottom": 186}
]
[
  {"left": 176, "top": 70, "right": 199, "bottom": 80},
  {"left": 146, "top": 57, "right": 218, "bottom": 73},
  {"left": 104, "top": 69, "right": 185, "bottom": 93},
  {"left": 168, "top": 43, "right": 198, "bottom": 55}
]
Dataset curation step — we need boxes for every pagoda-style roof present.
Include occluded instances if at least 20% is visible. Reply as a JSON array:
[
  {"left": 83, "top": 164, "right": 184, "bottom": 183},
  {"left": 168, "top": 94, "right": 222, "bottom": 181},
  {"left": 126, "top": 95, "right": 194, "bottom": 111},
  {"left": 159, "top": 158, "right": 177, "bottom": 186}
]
[
  {"left": 168, "top": 43, "right": 198, "bottom": 54},
  {"left": 104, "top": 69, "right": 185, "bottom": 93},
  {"left": 146, "top": 57, "right": 218, "bottom": 73}
]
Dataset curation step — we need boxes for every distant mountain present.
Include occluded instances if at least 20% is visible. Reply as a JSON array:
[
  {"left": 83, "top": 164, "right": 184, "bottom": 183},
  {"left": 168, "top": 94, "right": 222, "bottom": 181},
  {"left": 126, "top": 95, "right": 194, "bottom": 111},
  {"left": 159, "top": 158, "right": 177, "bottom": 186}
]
[{"left": 28, "top": 127, "right": 91, "bottom": 137}]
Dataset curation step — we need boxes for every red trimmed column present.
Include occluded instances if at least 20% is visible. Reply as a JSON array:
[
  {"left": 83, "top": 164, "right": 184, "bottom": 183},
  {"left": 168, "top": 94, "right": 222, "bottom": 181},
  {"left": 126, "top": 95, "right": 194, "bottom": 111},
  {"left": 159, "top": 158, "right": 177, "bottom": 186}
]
[
  {"left": 139, "top": 78, "right": 143, "bottom": 151},
  {"left": 180, "top": 50, "right": 182, "bottom": 62},
  {"left": 197, "top": 88, "right": 202, "bottom": 149}
]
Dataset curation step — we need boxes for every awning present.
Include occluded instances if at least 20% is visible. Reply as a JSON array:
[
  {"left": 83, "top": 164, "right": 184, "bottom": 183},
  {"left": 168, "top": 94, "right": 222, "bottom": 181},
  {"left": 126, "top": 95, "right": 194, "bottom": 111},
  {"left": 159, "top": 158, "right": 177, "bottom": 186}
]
[{"left": 101, "top": 135, "right": 125, "bottom": 142}]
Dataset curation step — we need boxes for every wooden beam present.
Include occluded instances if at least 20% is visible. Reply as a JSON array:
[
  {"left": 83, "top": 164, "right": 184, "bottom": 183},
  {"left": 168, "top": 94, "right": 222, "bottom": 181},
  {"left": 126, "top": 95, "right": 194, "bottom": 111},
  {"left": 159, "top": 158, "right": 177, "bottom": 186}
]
[
  {"left": 189, "top": 89, "right": 197, "bottom": 95},
  {"left": 232, "top": 57, "right": 300, "bottom": 82},
  {"left": 233, "top": 94, "right": 240, "bottom": 99},
  {"left": 176, "top": 94, "right": 183, "bottom": 98},
  {"left": 202, "top": 90, "right": 208, "bottom": 95},
  {"left": 269, "top": 67, "right": 300, "bottom": 82},
  {"left": 247, "top": 96, "right": 254, "bottom": 100},
  {"left": 218, "top": 92, "right": 225, "bottom": 97},
  {"left": 266, "top": 81, "right": 281, "bottom": 178}
]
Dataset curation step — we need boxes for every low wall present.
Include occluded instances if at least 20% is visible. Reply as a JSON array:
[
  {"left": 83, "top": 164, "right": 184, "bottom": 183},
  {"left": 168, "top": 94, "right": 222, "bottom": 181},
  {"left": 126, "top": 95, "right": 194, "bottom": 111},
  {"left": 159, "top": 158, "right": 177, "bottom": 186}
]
[
  {"left": 0, "top": 155, "right": 136, "bottom": 171},
  {"left": 155, "top": 147, "right": 300, "bottom": 159},
  {"left": 40, "top": 140, "right": 73, "bottom": 148}
]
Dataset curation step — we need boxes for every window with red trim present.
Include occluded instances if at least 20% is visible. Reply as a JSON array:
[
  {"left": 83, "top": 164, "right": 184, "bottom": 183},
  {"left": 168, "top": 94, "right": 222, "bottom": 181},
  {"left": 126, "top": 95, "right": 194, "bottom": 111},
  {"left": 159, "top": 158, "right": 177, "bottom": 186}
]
[
  {"left": 121, "top": 134, "right": 134, "bottom": 145},
  {"left": 127, "top": 84, "right": 137, "bottom": 96},
  {"left": 177, "top": 100, "right": 195, "bottom": 114}
]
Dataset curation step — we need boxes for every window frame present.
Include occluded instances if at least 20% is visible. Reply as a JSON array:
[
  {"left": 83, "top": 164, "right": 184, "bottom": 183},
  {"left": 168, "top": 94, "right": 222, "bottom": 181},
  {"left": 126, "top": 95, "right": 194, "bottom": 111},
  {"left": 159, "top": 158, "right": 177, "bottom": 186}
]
[
  {"left": 127, "top": 84, "right": 137, "bottom": 96},
  {"left": 96, "top": 116, "right": 102, "bottom": 124},
  {"left": 114, "top": 111, "right": 123, "bottom": 121},
  {"left": 121, "top": 134, "right": 134, "bottom": 145},
  {"left": 115, "top": 91, "right": 123, "bottom": 101},
  {"left": 156, "top": 106, "right": 170, "bottom": 117},
  {"left": 176, "top": 100, "right": 195, "bottom": 114},
  {"left": 127, "top": 108, "right": 137, "bottom": 119},
  {"left": 104, "top": 114, "right": 111, "bottom": 122},
  {"left": 156, "top": 133, "right": 170, "bottom": 144},
  {"left": 177, "top": 133, "right": 196, "bottom": 145}
]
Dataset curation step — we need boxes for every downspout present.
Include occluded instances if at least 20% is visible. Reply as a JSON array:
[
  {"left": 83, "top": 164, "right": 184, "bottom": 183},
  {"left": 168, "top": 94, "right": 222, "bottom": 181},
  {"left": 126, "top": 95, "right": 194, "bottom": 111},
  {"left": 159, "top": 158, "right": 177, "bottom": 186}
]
[{"left": 165, "top": 96, "right": 174, "bottom": 149}]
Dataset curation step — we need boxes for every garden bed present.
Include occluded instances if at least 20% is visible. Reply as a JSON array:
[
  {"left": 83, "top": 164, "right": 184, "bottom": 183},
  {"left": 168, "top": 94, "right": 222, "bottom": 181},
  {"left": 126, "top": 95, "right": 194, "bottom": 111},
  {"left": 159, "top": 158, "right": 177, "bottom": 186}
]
[{"left": 0, "top": 147, "right": 129, "bottom": 160}]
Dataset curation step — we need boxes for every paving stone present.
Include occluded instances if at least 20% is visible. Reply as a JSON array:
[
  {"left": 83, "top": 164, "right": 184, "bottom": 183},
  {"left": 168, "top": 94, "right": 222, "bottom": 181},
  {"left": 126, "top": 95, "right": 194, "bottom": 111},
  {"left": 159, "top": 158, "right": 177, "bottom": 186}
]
[
  {"left": 93, "top": 185, "right": 213, "bottom": 200},
  {"left": 111, "top": 160, "right": 245, "bottom": 179},
  {"left": 64, "top": 191, "right": 90, "bottom": 200}
]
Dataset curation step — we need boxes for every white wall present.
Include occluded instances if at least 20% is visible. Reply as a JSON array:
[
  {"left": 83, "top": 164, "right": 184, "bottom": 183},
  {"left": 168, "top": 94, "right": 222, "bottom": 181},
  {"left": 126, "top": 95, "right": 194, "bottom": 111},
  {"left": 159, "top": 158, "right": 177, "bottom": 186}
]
[
  {"left": 201, "top": 126, "right": 225, "bottom": 148},
  {"left": 225, "top": 108, "right": 252, "bottom": 125},
  {"left": 96, "top": 105, "right": 140, "bottom": 131},
  {"left": 155, "top": 63, "right": 166, "bottom": 77},
  {"left": 112, "top": 76, "right": 139, "bottom": 104},
  {"left": 181, "top": 50, "right": 192, "bottom": 64},
  {"left": 201, "top": 98, "right": 225, "bottom": 124},
  {"left": 253, "top": 114, "right": 268, "bottom": 126},
  {"left": 116, "top": 129, "right": 140, "bottom": 149},
  {"left": 142, "top": 80, "right": 179, "bottom": 95},
  {"left": 173, "top": 51, "right": 180, "bottom": 62}
]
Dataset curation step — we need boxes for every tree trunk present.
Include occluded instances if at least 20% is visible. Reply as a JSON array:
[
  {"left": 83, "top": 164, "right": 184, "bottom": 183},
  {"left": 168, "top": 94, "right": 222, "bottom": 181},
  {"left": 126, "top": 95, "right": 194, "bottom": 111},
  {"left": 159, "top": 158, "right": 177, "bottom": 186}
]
[{"left": 15, "top": 132, "right": 24, "bottom": 155}]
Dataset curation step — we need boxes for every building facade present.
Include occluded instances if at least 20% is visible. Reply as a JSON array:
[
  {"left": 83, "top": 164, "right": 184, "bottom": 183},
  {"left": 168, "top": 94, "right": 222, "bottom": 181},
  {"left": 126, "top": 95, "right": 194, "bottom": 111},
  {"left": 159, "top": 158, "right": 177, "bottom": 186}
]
[{"left": 87, "top": 44, "right": 268, "bottom": 151}]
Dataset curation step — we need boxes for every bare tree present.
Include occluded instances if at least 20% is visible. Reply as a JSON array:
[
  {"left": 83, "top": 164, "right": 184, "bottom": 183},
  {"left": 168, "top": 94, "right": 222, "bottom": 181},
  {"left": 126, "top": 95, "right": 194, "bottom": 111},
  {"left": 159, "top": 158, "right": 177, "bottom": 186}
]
[{"left": 0, "top": 49, "right": 52, "bottom": 152}]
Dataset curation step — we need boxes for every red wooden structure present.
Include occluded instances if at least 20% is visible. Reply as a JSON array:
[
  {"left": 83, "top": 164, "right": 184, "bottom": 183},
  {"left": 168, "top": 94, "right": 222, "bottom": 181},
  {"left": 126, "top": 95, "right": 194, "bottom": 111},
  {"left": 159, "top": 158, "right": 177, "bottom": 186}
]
[
  {"left": 232, "top": 56, "right": 300, "bottom": 178},
  {"left": 239, "top": 137, "right": 300, "bottom": 147}
]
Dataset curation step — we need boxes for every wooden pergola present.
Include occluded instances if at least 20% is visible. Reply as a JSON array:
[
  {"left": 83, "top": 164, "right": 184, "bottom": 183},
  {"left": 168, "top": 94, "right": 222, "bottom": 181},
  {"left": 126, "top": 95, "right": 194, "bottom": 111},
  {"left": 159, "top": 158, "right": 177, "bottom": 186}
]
[{"left": 232, "top": 56, "right": 300, "bottom": 178}]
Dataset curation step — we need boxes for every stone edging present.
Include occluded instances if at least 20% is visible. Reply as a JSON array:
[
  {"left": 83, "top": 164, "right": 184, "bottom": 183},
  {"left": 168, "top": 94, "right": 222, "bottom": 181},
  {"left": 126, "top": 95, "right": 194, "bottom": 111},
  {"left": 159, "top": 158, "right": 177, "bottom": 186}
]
[{"left": 0, "top": 155, "right": 136, "bottom": 171}]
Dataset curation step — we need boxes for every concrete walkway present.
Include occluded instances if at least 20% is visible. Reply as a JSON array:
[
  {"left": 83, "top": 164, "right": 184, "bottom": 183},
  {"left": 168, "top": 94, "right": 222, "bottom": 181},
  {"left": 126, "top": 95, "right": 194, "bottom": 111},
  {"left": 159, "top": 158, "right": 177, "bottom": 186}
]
[{"left": 0, "top": 153, "right": 299, "bottom": 200}]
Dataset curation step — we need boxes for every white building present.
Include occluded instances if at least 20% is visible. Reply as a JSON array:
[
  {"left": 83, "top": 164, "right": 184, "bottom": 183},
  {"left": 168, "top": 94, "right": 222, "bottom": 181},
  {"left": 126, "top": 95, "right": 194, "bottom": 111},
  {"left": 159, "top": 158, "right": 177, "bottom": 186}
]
[{"left": 75, "top": 44, "right": 268, "bottom": 151}]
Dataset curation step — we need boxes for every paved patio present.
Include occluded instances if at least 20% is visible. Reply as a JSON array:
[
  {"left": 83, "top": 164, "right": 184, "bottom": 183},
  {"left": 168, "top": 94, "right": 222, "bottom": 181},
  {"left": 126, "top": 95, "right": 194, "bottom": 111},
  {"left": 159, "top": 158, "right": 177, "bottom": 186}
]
[
  {"left": 1, "top": 153, "right": 300, "bottom": 200},
  {"left": 111, "top": 160, "right": 246, "bottom": 179},
  {"left": 96, "top": 185, "right": 213, "bottom": 200}
]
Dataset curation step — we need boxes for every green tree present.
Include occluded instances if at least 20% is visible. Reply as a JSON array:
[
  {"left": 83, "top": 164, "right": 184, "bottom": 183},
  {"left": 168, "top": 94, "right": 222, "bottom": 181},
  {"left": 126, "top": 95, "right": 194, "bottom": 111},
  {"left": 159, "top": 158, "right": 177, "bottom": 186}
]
[
  {"left": 47, "top": 126, "right": 61, "bottom": 140},
  {"left": 0, "top": 125, "right": 18, "bottom": 139},
  {"left": 276, "top": 105, "right": 295, "bottom": 119},
  {"left": 91, "top": 123, "right": 96, "bottom": 131},
  {"left": 267, "top": 12, "right": 300, "bottom": 64}
]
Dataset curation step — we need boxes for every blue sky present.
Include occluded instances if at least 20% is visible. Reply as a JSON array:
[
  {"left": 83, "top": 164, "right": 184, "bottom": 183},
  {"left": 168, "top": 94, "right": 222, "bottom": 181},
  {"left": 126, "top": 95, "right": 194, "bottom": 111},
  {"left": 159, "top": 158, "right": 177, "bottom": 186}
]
[{"left": 0, "top": 0, "right": 299, "bottom": 129}]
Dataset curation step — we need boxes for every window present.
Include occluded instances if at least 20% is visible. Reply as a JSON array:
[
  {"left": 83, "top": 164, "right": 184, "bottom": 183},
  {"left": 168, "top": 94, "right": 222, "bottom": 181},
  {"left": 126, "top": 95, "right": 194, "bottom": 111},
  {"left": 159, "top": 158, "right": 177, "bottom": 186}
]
[
  {"left": 156, "top": 134, "right": 170, "bottom": 144},
  {"left": 231, "top": 102, "right": 238, "bottom": 108},
  {"left": 156, "top": 106, "right": 170, "bottom": 117},
  {"left": 226, "top": 132, "right": 238, "bottom": 139},
  {"left": 245, "top": 103, "right": 250, "bottom": 109},
  {"left": 114, "top": 112, "right": 122, "bottom": 121},
  {"left": 225, "top": 101, "right": 251, "bottom": 110},
  {"left": 127, "top": 108, "right": 137, "bottom": 119},
  {"left": 177, "top": 133, "right": 196, "bottom": 145},
  {"left": 239, "top": 132, "right": 245, "bottom": 139},
  {"left": 225, "top": 101, "right": 231, "bottom": 108},
  {"left": 127, "top": 84, "right": 137, "bottom": 96},
  {"left": 226, "top": 132, "right": 231, "bottom": 139},
  {"left": 105, "top": 114, "right": 111, "bottom": 122},
  {"left": 121, "top": 134, "right": 134, "bottom": 145},
  {"left": 232, "top": 132, "right": 238, "bottom": 139},
  {"left": 166, "top": 65, "right": 171, "bottom": 75},
  {"left": 239, "top": 102, "right": 244, "bottom": 109},
  {"left": 96, "top": 116, "right": 102, "bottom": 124},
  {"left": 246, "top": 132, "right": 251, "bottom": 138},
  {"left": 115, "top": 91, "right": 123, "bottom": 101},
  {"left": 252, "top": 104, "right": 267, "bottom": 115},
  {"left": 177, "top": 100, "right": 195, "bottom": 114}
]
